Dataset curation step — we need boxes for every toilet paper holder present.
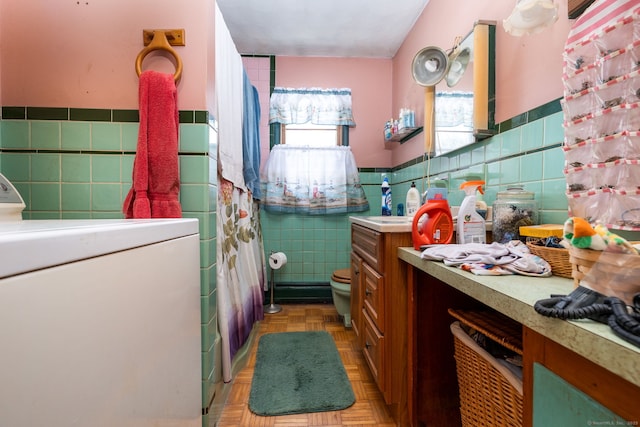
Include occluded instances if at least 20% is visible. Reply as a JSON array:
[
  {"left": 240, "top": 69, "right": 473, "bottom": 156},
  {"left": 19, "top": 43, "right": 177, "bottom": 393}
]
[{"left": 265, "top": 251, "right": 286, "bottom": 314}]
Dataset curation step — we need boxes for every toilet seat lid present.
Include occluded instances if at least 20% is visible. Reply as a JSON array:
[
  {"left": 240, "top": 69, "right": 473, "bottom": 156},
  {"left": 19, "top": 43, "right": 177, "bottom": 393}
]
[{"left": 332, "top": 268, "right": 351, "bottom": 283}]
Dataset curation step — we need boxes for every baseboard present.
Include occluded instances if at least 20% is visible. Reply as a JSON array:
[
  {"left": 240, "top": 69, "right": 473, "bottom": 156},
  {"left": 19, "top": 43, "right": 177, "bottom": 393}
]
[{"left": 265, "top": 282, "right": 333, "bottom": 304}]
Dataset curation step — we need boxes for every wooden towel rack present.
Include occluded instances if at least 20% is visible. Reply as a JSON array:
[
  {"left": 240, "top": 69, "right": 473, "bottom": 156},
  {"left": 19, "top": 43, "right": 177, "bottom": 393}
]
[{"left": 135, "top": 29, "right": 184, "bottom": 83}]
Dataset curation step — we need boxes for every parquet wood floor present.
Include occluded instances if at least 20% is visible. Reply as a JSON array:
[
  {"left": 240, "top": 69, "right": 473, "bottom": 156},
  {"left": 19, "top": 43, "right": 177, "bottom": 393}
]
[{"left": 216, "top": 304, "right": 396, "bottom": 427}]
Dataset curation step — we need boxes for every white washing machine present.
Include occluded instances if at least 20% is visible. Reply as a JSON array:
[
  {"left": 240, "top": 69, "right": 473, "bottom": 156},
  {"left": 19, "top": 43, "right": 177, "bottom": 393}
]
[{"left": 0, "top": 173, "right": 202, "bottom": 427}]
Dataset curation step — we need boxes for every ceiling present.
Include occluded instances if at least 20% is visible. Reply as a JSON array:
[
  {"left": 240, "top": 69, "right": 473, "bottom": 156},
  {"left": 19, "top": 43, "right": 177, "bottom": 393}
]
[{"left": 216, "top": 0, "right": 430, "bottom": 58}]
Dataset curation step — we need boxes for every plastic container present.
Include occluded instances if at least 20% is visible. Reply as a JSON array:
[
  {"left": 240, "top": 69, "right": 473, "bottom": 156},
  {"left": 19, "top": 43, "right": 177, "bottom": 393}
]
[
  {"left": 381, "top": 177, "right": 392, "bottom": 216},
  {"left": 457, "top": 181, "right": 487, "bottom": 244},
  {"left": 411, "top": 193, "right": 454, "bottom": 250},
  {"left": 405, "top": 182, "right": 421, "bottom": 217},
  {"left": 492, "top": 186, "right": 538, "bottom": 243}
]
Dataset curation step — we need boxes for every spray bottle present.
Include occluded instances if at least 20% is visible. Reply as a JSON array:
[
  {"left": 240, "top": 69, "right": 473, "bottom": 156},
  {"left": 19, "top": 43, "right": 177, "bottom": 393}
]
[
  {"left": 456, "top": 180, "right": 486, "bottom": 244},
  {"left": 381, "top": 177, "right": 392, "bottom": 216}
]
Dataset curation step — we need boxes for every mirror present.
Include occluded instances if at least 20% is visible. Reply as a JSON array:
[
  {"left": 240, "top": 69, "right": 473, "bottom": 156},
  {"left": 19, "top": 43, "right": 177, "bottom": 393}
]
[{"left": 426, "top": 20, "right": 496, "bottom": 156}]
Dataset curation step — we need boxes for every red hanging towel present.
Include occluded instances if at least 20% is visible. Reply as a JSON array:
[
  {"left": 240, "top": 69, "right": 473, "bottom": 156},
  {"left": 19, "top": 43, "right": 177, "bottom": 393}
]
[{"left": 123, "top": 70, "right": 182, "bottom": 218}]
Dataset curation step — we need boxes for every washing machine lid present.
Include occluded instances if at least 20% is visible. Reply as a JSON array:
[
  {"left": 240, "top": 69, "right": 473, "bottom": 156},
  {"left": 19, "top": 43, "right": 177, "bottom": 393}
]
[{"left": 0, "top": 218, "right": 199, "bottom": 279}]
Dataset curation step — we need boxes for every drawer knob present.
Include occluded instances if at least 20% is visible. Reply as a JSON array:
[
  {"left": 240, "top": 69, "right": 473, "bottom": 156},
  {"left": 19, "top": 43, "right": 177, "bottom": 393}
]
[
  {"left": 365, "top": 289, "right": 372, "bottom": 296},
  {"left": 365, "top": 341, "right": 372, "bottom": 349}
]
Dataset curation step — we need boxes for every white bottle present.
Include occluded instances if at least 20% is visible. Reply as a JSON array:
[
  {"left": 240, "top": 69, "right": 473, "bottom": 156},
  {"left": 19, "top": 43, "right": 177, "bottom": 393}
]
[
  {"left": 456, "top": 181, "right": 486, "bottom": 244},
  {"left": 405, "top": 182, "right": 421, "bottom": 217}
]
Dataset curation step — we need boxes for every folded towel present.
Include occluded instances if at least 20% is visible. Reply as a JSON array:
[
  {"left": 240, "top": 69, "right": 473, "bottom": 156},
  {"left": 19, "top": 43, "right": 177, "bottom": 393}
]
[
  {"left": 123, "top": 70, "right": 182, "bottom": 218},
  {"left": 421, "top": 241, "right": 552, "bottom": 276}
]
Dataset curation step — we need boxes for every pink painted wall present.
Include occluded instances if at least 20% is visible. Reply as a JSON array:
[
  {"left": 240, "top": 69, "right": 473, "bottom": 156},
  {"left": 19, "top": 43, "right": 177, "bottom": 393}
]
[
  {"left": 275, "top": 0, "right": 574, "bottom": 168},
  {"left": 0, "top": 0, "right": 216, "bottom": 112},
  {"left": 391, "top": 0, "right": 573, "bottom": 165},
  {"left": 274, "top": 56, "right": 393, "bottom": 168}
]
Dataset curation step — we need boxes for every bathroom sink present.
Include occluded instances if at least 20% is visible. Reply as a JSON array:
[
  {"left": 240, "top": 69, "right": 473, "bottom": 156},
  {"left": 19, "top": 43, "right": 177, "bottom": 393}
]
[{"left": 349, "top": 215, "right": 413, "bottom": 232}]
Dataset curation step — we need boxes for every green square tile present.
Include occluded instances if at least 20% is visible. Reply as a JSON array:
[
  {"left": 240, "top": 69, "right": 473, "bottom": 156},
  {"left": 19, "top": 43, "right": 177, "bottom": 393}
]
[
  {"left": 92, "top": 122, "right": 121, "bottom": 151},
  {"left": 91, "top": 183, "right": 122, "bottom": 211},
  {"left": 521, "top": 119, "right": 544, "bottom": 152},
  {"left": 179, "top": 155, "right": 208, "bottom": 184},
  {"left": 544, "top": 112, "right": 565, "bottom": 146},
  {"left": 520, "top": 152, "right": 543, "bottom": 183},
  {"left": 1, "top": 153, "right": 30, "bottom": 181},
  {"left": 180, "top": 183, "right": 209, "bottom": 212},
  {"left": 92, "top": 155, "right": 121, "bottom": 183},
  {"left": 31, "top": 154, "right": 61, "bottom": 182},
  {"left": 62, "top": 183, "right": 91, "bottom": 211},
  {"left": 501, "top": 127, "right": 521, "bottom": 157},
  {"left": 500, "top": 157, "right": 520, "bottom": 185},
  {"left": 2, "top": 120, "right": 30, "bottom": 149},
  {"left": 485, "top": 134, "right": 501, "bottom": 161},
  {"left": 121, "top": 123, "right": 139, "bottom": 152},
  {"left": 543, "top": 146, "right": 565, "bottom": 179},
  {"left": 62, "top": 122, "right": 91, "bottom": 150},
  {"left": 541, "top": 178, "right": 568, "bottom": 211},
  {"left": 121, "top": 155, "right": 135, "bottom": 184},
  {"left": 62, "top": 154, "right": 91, "bottom": 182},
  {"left": 31, "top": 183, "right": 60, "bottom": 211},
  {"left": 31, "top": 121, "right": 61, "bottom": 150},
  {"left": 180, "top": 124, "right": 209, "bottom": 153},
  {"left": 62, "top": 211, "right": 91, "bottom": 219}
]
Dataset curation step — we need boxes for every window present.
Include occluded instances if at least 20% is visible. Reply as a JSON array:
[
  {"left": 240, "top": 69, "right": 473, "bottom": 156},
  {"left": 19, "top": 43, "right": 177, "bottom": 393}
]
[{"left": 282, "top": 123, "right": 345, "bottom": 147}]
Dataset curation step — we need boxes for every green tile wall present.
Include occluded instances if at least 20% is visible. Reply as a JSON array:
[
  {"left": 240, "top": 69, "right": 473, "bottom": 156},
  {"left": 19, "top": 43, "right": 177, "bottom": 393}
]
[
  {"left": 259, "top": 103, "right": 571, "bottom": 290},
  {"left": 0, "top": 106, "right": 219, "bottom": 422},
  {"left": 390, "top": 108, "right": 569, "bottom": 226}
]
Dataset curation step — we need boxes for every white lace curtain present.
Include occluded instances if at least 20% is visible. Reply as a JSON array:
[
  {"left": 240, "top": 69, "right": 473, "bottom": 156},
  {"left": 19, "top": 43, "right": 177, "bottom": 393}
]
[
  {"left": 263, "top": 87, "right": 367, "bottom": 215},
  {"left": 262, "top": 145, "right": 369, "bottom": 215},
  {"left": 436, "top": 91, "right": 473, "bottom": 128},
  {"left": 268, "top": 87, "right": 356, "bottom": 126}
]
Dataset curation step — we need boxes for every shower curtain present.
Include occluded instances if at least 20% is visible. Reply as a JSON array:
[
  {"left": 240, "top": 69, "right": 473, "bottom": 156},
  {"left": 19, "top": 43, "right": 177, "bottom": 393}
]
[
  {"left": 217, "top": 178, "right": 266, "bottom": 382},
  {"left": 216, "top": 3, "right": 266, "bottom": 383}
]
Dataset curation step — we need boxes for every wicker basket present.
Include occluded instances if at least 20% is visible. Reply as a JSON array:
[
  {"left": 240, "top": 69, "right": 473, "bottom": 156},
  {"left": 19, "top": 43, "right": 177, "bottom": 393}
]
[
  {"left": 449, "top": 309, "right": 523, "bottom": 427},
  {"left": 526, "top": 241, "right": 572, "bottom": 279},
  {"left": 568, "top": 245, "right": 640, "bottom": 300}
]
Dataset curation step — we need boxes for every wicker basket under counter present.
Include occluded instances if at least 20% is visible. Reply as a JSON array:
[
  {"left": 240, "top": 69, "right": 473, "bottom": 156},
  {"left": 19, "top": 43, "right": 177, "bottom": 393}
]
[{"left": 448, "top": 309, "right": 523, "bottom": 427}]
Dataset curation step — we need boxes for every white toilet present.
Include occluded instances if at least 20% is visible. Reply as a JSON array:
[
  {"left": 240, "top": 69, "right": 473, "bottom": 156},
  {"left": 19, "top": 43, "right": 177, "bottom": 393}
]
[{"left": 330, "top": 268, "right": 351, "bottom": 328}]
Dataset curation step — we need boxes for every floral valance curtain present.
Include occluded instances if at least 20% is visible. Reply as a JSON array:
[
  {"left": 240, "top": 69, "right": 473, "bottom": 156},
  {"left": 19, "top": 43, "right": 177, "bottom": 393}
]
[
  {"left": 262, "top": 145, "right": 369, "bottom": 215},
  {"left": 269, "top": 87, "right": 356, "bottom": 126}
]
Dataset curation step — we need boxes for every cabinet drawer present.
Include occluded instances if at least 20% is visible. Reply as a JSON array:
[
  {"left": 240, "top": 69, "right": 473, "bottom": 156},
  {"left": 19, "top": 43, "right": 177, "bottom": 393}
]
[
  {"left": 362, "top": 309, "right": 385, "bottom": 393},
  {"left": 362, "top": 261, "right": 384, "bottom": 332},
  {"left": 352, "top": 224, "right": 383, "bottom": 272},
  {"left": 350, "top": 251, "right": 363, "bottom": 345}
]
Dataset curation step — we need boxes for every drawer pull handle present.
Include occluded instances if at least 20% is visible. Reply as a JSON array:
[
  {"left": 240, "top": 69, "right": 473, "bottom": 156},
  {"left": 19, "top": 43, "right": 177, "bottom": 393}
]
[
  {"left": 365, "top": 289, "right": 372, "bottom": 296},
  {"left": 365, "top": 341, "right": 372, "bottom": 349}
]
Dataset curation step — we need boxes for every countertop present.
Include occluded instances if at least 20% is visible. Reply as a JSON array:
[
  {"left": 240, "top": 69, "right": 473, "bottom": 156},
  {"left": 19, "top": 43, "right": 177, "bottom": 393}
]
[
  {"left": 398, "top": 247, "right": 640, "bottom": 388},
  {"left": 349, "top": 210, "right": 492, "bottom": 233}
]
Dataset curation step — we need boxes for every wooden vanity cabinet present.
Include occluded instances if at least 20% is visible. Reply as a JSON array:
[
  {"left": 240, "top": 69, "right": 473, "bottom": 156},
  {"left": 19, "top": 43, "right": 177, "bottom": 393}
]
[{"left": 350, "top": 223, "right": 412, "bottom": 422}]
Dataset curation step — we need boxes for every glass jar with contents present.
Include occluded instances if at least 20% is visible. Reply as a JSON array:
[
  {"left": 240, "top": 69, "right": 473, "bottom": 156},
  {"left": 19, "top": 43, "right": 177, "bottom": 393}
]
[{"left": 492, "top": 186, "right": 538, "bottom": 243}]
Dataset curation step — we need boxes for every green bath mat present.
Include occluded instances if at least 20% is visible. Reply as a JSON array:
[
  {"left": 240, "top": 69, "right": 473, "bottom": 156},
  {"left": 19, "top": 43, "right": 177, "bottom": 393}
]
[{"left": 248, "top": 331, "right": 356, "bottom": 416}]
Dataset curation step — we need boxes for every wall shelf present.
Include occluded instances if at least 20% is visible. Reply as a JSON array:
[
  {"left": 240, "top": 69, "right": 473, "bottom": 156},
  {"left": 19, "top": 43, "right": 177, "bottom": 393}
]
[{"left": 385, "top": 126, "right": 423, "bottom": 143}]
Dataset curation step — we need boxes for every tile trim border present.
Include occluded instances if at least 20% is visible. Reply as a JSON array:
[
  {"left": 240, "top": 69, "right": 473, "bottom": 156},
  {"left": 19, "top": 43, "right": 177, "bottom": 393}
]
[{"left": 2, "top": 106, "right": 212, "bottom": 124}]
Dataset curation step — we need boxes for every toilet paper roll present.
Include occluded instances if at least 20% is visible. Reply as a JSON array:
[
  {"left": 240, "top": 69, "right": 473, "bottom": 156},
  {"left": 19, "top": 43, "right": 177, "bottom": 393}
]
[{"left": 269, "top": 252, "right": 287, "bottom": 270}]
